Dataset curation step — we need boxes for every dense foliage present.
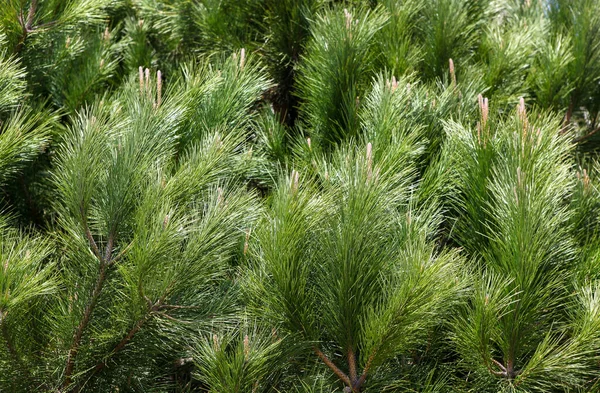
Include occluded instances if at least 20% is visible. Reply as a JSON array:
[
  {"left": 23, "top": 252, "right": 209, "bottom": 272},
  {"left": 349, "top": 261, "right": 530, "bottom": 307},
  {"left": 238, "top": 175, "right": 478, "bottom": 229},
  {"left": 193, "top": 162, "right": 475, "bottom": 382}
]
[{"left": 1, "top": 0, "right": 600, "bottom": 391}]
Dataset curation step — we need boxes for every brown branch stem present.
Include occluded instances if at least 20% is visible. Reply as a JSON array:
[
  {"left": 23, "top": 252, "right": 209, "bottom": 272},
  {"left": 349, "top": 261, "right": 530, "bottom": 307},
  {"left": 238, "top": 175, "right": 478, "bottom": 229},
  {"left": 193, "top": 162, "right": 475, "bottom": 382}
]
[
  {"left": 573, "top": 126, "right": 600, "bottom": 143},
  {"left": 1, "top": 312, "right": 17, "bottom": 360},
  {"left": 314, "top": 347, "right": 352, "bottom": 388},
  {"left": 348, "top": 347, "right": 358, "bottom": 385},
  {"left": 63, "top": 260, "right": 108, "bottom": 389},
  {"left": 561, "top": 97, "right": 574, "bottom": 133},
  {"left": 83, "top": 224, "right": 101, "bottom": 261},
  {"left": 104, "top": 235, "right": 114, "bottom": 263},
  {"left": 108, "top": 241, "right": 133, "bottom": 266},
  {"left": 92, "top": 312, "right": 153, "bottom": 374},
  {"left": 489, "top": 358, "right": 507, "bottom": 377},
  {"left": 0, "top": 313, "right": 34, "bottom": 384},
  {"left": 15, "top": 0, "right": 36, "bottom": 52},
  {"left": 25, "top": 0, "right": 37, "bottom": 30},
  {"left": 75, "top": 299, "right": 166, "bottom": 392},
  {"left": 355, "top": 350, "right": 376, "bottom": 390}
]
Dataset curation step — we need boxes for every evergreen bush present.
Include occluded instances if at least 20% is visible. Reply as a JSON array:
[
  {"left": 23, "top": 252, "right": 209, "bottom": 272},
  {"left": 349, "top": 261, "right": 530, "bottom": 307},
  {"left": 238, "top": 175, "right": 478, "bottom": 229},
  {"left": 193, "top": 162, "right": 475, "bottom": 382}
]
[{"left": 1, "top": 0, "right": 600, "bottom": 392}]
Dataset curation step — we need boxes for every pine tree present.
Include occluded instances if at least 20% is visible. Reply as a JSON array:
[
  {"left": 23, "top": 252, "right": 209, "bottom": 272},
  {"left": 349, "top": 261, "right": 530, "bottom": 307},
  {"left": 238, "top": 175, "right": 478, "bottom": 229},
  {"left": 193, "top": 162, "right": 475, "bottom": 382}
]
[
  {"left": 447, "top": 97, "right": 600, "bottom": 391},
  {"left": 1, "top": 1, "right": 600, "bottom": 392},
  {"left": 246, "top": 82, "right": 465, "bottom": 390}
]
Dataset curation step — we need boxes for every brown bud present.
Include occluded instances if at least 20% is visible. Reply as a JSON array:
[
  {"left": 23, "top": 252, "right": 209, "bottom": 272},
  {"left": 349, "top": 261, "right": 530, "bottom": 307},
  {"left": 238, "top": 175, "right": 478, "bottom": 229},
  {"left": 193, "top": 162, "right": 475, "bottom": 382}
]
[
  {"left": 479, "top": 95, "right": 489, "bottom": 129},
  {"left": 518, "top": 97, "right": 528, "bottom": 135},
  {"left": 583, "top": 169, "right": 590, "bottom": 190},
  {"left": 243, "top": 334, "right": 250, "bottom": 358},
  {"left": 344, "top": 9, "right": 352, "bottom": 30},
  {"left": 156, "top": 70, "right": 162, "bottom": 108},
  {"left": 449, "top": 58, "right": 456, "bottom": 87},
  {"left": 145, "top": 68, "right": 151, "bottom": 98},
  {"left": 239, "top": 48, "right": 246, "bottom": 70}
]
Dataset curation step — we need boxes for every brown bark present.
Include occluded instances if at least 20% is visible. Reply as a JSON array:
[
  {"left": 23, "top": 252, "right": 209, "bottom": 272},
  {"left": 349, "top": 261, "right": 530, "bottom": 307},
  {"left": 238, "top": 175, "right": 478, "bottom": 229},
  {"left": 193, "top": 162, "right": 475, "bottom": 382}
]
[
  {"left": 561, "top": 97, "right": 574, "bottom": 134},
  {"left": 1, "top": 311, "right": 34, "bottom": 382},
  {"left": 348, "top": 347, "right": 358, "bottom": 385},
  {"left": 25, "top": 0, "right": 37, "bottom": 30},
  {"left": 90, "top": 312, "right": 153, "bottom": 376},
  {"left": 573, "top": 126, "right": 600, "bottom": 143},
  {"left": 15, "top": 0, "right": 37, "bottom": 52},
  {"left": 314, "top": 347, "right": 352, "bottom": 388},
  {"left": 75, "top": 299, "right": 167, "bottom": 392},
  {"left": 63, "top": 261, "right": 108, "bottom": 389},
  {"left": 355, "top": 350, "right": 376, "bottom": 390},
  {"left": 1, "top": 313, "right": 18, "bottom": 360}
]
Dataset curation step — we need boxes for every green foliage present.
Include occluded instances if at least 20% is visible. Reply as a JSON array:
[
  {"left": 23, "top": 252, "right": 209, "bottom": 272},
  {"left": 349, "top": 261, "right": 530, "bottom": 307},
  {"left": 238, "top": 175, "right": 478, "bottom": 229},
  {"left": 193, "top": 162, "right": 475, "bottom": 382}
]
[
  {"left": 296, "top": 5, "right": 388, "bottom": 151},
  {"left": 374, "top": 0, "right": 422, "bottom": 75},
  {"left": 246, "top": 140, "right": 464, "bottom": 391},
  {"left": 419, "top": 0, "right": 479, "bottom": 81},
  {"left": 528, "top": 34, "right": 574, "bottom": 110},
  {"left": 0, "top": 223, "right": 56, "bottom": 390},
  {"left": 0, "top": 34, "right": 27, "bottom": 115},
  {"left": 193, "top": 323, "right": 297, "bottom": 392},
  {"left": 261, "top": 0, "right": 324, "bottom": 124},
  {"left": 447, "top": 102, "right": 599, "bottom": 391},
  {"left": 2, "top": 0, "right": 600, "bottom": 392},
  {"left": 0, "top": 108, "right": 55, "bottom": 184}
]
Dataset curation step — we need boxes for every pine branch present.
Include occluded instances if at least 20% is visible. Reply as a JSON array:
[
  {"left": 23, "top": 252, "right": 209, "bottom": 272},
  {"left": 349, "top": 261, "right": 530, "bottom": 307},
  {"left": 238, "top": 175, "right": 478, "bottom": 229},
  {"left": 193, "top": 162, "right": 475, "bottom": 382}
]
[
  {"left": 90, "top": 311, "right": 154, "bottom": 374},
  {"left": 313, "top": 347, "right": 352, "bottom": 388},
  {"left": 78, "top": 298, "right": 169, "bottom": 391},
  {"left": 25, "top": 0, "right": 37, "bottom": 31},
  {"left": 1, "top": 311, "right": 33, "bottom": 382},
  {"left": 64, "top": 211, "right": 119, "bottom": 389},
  {"left": 63, "top": 260, "right": 109, "bottom": 389},
  {"left": 348, "top": 346, "right": 358, "bottom": 385},
  {"left": 107, "top": 241, "right": 134, "bottom": 267},
  {"left": 84, "top": 224, "right": 101, "bottom": 262},
  {"left": 64, "top": 228, "right": 121, "bottom": 389},
  {"left": 355, "top": 349, "right": 376, "bottom": 390},
  {"left": 104, "top": 234, "right": 114, "bottom": 263},
  {"left": 573, "top": 126, "right": 600, "bottom": 143},
  {"left": 15, "top": 0, "right": 37, "bottom": 52},
  {"left": 490, "top": 357, "right": 508, "bottom": 377},
  {"left": 1, "top": 313, "right": 20, "bottom": 366},
  {"left": 79, "top": 280, "right": 180, "bottom": 387}
]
